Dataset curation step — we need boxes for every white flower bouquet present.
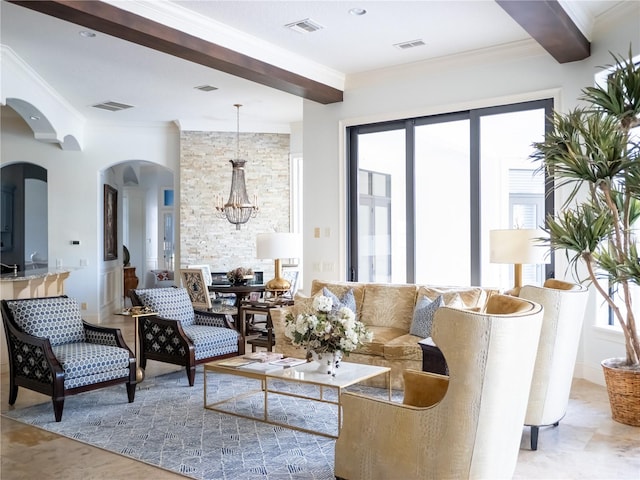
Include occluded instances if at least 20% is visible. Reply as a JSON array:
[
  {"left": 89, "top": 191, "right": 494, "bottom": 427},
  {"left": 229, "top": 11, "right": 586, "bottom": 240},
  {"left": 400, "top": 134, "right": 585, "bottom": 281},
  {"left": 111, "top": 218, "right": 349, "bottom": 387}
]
[{"left": 284, "top": 295, "right": 372, "bottom": 356}]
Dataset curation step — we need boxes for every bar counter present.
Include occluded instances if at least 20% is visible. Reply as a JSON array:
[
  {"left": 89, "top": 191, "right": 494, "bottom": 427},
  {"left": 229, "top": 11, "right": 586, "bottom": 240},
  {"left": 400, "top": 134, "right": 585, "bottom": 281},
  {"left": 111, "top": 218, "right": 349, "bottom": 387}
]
[{"left": 0, "top": 268, "right": 71, "bottom": 300}]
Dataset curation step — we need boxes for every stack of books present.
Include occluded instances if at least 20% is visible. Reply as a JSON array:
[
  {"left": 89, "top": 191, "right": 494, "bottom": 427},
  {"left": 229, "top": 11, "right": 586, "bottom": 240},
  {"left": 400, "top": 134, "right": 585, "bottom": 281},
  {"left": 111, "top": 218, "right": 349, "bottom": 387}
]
[{"left": 216, "top": 352, "right": 307, "bottom": 372}]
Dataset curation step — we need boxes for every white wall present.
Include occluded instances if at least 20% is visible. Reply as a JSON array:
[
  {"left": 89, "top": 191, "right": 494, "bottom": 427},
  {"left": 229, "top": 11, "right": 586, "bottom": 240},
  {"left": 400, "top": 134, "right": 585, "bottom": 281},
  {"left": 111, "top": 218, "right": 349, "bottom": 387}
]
[
  {"left": 1, "top": 113, "right": 179, "bottom": 321},
  {"left": 301, "top": 3, "right": 640, "bottom": 386}
]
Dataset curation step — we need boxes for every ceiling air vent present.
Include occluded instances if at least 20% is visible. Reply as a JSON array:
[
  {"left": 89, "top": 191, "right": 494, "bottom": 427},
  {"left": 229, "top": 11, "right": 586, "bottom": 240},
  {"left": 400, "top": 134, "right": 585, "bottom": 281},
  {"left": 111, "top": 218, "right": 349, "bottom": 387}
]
[
  {"left": 194, "top": 85, "right": 218, "bottom": 92},
  {"left": 393, "top": 39, "right": 426, "bottom": 50},
  {"left": 285, "top": 18, "right": 324, "bottom": 34},
  {"left": 92, "top": 101, "right": 134, "bottom": 112}
]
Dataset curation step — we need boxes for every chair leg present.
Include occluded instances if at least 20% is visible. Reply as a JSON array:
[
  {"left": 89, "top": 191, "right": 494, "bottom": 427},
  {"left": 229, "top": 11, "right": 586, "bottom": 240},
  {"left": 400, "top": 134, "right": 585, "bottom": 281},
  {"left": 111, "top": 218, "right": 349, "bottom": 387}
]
[
  {"left": 530, "top": 425, "right": 539, "bottom": 451},
  {"left": 53, "top": 396, "right": 65, "bottom": 422},
  {"left": 126, "top": 382, "right": 136, "bottom": 402},
  {"left": 8, "top": 382, "right": 18, "bottom": 405},
  {"left": 186, "top": 365, "right": 195, "bottom": 386}
]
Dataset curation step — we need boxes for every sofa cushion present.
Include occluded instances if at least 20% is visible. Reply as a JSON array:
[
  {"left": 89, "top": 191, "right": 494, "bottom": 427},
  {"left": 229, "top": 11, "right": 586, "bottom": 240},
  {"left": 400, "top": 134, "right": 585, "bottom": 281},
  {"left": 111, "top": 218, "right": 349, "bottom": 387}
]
[
  {"left": 154, "top": 270, "right": 171, "bottom": 281},
  {"left": 7, "top": 297, "right": 85, "bottom": 346},
  {"left": 360, "top": 283, "right": 418, "bottom": 329},
  {"left": 409, "top": 295, "right": 444, "bottom": 338},
  {"left": 322, "top": 287, "right": 356, "bottom": 313},
  {"left": 310, "top": 281, "right": 366, "bottom": 315},
  {"left": 417, "top": 285, "right": 486, "bottom": 309},
  {"left": 356, "top": 326, "right": 406, "bottom": 356},
  {"left": 384, "top": 334, "right": 423, "bottom": 361}
]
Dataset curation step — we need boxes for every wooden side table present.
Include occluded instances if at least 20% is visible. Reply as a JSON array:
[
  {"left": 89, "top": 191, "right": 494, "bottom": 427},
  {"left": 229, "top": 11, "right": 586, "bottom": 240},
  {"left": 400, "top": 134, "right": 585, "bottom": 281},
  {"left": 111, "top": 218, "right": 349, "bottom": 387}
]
[
  {"left": 123, "top": 266, "right": 138, "bottom": 297},
  {"left": 240, "top": 299, "right": 294, "bottom": 352}
]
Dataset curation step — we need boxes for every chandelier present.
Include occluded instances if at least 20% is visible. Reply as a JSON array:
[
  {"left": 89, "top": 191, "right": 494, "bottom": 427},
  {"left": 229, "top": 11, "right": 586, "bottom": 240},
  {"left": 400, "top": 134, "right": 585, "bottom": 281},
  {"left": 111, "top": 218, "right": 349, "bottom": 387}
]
[{"left": 215, "top": 104, "right": 258, "bottom": 230}]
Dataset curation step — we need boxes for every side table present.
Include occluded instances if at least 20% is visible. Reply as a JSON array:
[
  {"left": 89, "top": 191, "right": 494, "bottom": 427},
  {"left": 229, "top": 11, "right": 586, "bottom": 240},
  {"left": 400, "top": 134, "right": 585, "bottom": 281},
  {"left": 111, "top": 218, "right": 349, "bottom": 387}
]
[
  {"left": 118, "top": 310, "right": 157, "bottom": 383},
  {"left": 418, "top": 338, "right": 448, "bottom": 375},
  {"left": 240, "top": 299, "right": 294, "bottom": 352}
]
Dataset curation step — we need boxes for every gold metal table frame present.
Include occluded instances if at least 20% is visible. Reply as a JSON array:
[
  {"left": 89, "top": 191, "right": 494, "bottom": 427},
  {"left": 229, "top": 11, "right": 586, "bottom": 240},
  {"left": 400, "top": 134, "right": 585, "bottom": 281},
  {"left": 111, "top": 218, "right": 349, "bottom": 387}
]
[{"left": 204, "top": 360, "right": 391, "bottom": 438}]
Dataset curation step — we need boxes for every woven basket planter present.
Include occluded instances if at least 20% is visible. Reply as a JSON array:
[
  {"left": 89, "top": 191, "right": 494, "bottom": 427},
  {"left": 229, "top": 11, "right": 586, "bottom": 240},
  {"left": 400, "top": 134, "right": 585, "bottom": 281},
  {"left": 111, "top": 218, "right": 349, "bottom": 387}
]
[{"left": 601, "top": 358, "right": 640, "bottom": 427}]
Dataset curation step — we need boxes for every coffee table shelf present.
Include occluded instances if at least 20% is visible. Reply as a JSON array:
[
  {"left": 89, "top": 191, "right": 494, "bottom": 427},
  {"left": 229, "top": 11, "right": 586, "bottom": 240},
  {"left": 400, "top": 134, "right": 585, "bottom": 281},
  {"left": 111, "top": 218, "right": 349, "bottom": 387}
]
[{"left": 204, "top": 359, "right": 390, "bottom": 438}]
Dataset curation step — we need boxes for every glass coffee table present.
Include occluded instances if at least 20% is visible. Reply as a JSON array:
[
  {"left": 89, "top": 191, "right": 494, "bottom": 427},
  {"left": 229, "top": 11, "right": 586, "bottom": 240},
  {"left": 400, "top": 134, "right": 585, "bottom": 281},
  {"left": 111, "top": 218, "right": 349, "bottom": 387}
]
[{"left": 204, "top": 358, "right": 391, "bottom": 438}]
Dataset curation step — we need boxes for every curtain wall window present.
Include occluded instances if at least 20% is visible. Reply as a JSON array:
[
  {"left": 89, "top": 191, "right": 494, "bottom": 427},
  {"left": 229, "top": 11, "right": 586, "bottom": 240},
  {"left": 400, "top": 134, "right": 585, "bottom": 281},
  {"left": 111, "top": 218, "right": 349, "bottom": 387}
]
[{"left": 347, "top": 99, "right": 554, "bottom": 286}]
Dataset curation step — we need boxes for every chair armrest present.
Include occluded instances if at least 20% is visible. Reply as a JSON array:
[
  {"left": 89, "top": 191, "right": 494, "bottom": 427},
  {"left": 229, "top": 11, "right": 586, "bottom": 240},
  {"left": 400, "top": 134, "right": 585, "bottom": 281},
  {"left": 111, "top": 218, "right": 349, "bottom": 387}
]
[
  {"left": 139, "top": 315, "right": 192, "bottom": 354},
  {"left": 194, "top": 310, "right": 236, "bottom": 331},
  {"left": 83, "top": 321, "right": 131, "bottom": 351},
  {"left": 336, "top": 391, "right": 441, "bottom": 480},
  {"left": 3, "top": 319, "right": 62, "bottom": 384},
  {"left": 402, "top": 369, "right": 449, "bottom": 407}
]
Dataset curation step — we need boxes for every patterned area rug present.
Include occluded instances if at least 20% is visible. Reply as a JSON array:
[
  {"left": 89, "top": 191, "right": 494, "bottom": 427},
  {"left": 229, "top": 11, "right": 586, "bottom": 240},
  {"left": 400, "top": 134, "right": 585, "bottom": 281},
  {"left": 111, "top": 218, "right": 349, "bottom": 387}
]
[{"left": 3, "top": 366, "right": 401, "bottom": 479}]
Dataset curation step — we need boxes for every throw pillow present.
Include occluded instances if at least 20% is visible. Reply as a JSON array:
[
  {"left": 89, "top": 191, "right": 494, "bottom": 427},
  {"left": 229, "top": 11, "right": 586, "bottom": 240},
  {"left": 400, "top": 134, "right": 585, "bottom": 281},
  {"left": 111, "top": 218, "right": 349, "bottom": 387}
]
[
  {"left": 409, "top": 295, "right": 444, "bottom": 338},
  {"left": 322, "top": 287, "right": 356, "bottom": 314},
  {"left": 154, "top": 270, "right": 170, "bottom": 281}
]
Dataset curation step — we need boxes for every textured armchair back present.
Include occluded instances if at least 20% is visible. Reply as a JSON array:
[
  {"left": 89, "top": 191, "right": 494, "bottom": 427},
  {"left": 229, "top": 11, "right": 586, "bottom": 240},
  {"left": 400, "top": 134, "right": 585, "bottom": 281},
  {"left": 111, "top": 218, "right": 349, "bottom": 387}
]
[
  {"left": 5, "top": 296, "right": 85, "bottom": 345},
  {"left": 519, "top": 280, "right": 589, "bottom": 430},
  {"left": 132, "top": 287, "right": 195, "bottom": 326}
]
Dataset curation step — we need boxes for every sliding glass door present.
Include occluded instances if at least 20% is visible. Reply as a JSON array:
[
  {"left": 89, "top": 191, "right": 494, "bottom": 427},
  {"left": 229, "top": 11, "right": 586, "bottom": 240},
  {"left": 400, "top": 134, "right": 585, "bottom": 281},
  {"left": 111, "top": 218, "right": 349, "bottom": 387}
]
[{"left": 348, "top": 99, "right": 553, "bottom": 286}]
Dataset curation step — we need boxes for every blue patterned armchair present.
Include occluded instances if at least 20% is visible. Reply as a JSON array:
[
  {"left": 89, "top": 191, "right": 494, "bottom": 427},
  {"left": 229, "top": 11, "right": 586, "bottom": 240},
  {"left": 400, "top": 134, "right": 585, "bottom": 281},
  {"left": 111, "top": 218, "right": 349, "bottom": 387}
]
[
  {"left": 130, "top": 287, "right": 244, "bottom": 386},
  {"left": 1, "top": 296, "right": 136, "bottom": 422}
]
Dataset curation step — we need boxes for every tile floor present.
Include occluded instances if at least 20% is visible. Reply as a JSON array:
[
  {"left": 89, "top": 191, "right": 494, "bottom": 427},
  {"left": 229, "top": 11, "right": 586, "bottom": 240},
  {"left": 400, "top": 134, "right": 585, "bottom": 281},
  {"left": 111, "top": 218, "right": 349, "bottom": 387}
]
[{"left": 1, "top": 315, "right": 639, "bottom": 479}]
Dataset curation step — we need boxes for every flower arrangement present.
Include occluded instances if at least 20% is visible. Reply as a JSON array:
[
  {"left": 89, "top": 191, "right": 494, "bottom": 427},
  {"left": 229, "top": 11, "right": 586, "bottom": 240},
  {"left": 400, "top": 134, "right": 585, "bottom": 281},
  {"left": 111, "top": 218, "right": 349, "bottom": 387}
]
[
  {"left": 284, "top": 295, "right": 372, "bottom": 357},
  {"left": 226, "top": 267, "right": 253, "bottom": 285}
]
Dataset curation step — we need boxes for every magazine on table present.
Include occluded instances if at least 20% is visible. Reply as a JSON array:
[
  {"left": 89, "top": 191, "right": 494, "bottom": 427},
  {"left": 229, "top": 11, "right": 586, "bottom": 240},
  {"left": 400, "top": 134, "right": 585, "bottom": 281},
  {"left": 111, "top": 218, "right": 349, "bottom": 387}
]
[
  {"left": 269, "top": 357, "right": 307, "bottom": 368},
  {"left": 216, "top": 357, "right": 257, "bottom": 367},
  {"left": 242, "top": 352, "right": 284, "bottom": 363},
  {"left": 237, "top": 362, "right": 284, "bottom": 373}
]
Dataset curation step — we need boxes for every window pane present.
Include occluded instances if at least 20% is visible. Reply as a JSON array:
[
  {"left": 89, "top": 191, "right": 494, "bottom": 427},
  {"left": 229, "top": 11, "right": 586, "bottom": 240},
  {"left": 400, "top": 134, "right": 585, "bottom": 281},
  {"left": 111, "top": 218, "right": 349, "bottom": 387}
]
[
  {"left": 357, "top": 130, "right": 406, "bottom": 282},
  {"left": 480, "top": 108, "right": 547, "bottom": 288},
  {"left": 415, "top": 119, "right": 470, "bottom": 285}
]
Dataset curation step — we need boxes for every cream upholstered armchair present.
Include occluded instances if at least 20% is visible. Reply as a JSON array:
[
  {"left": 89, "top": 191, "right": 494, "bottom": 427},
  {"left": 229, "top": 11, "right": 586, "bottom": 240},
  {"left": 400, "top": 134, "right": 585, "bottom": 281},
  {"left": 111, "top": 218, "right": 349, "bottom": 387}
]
[
  {"left": 518, "top": 279, "right": 589, "bottom": 450},
  {"left": 334, "top": 294, "right": 543, "bottom": 480}
]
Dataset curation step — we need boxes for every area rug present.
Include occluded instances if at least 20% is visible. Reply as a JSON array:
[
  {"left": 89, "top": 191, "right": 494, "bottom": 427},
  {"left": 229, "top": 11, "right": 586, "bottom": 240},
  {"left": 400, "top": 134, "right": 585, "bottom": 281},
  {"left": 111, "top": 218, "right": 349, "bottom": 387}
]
[{"left": 3, "top": 366, "right": 401, "bottom": 480}]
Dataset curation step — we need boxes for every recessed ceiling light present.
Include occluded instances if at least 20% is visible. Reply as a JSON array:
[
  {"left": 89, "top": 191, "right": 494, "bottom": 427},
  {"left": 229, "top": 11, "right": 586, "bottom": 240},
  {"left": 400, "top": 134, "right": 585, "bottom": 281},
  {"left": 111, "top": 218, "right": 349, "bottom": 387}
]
[
  {"left": 349, "top": 8, "right": 367, "bottom": 16},
  {"left": 79, "top": 30, "right": 96, "bottom": 38}
]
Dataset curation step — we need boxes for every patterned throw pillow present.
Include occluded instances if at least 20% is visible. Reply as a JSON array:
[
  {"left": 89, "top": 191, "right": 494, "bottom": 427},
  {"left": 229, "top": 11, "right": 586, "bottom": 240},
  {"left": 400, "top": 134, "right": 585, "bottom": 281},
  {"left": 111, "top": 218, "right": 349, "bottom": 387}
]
[
  {"left": 322, "top": 287, "right": 356, "bottom": 314},
  {"left": 409, "top": 295, "right": 444, "bottom": 338},
  {"left": 154, "top": 270, "right": 170, "bottom": 281}
]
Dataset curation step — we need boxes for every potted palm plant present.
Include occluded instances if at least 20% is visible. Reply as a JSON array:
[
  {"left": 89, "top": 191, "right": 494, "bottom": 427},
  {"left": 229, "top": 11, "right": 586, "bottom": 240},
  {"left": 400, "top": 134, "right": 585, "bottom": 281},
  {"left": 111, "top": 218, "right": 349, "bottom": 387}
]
[{"left": 532, "top": 49, "right": 640, "bottom": 426}]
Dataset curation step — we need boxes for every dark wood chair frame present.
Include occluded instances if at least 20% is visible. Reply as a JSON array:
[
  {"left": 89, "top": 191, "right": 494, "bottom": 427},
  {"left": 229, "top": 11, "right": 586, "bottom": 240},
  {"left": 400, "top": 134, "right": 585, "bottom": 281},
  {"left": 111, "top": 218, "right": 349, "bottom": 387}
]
[
  {"left": 1, "top": 296, "right": 136, "bottom": 422},
  {"left": 129, "top": 289, "right": 245, "bottom": 386}
]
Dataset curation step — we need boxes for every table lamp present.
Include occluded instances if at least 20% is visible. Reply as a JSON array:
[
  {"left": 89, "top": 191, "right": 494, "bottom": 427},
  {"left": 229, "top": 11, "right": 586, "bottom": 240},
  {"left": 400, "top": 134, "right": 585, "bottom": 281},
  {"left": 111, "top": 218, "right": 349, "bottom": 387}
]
[
  {"left": 256, "top": 232, "right": 302, "bottom": 294},
  {"left": 489, "top": 228, "right": 550, "bottom": 294}
]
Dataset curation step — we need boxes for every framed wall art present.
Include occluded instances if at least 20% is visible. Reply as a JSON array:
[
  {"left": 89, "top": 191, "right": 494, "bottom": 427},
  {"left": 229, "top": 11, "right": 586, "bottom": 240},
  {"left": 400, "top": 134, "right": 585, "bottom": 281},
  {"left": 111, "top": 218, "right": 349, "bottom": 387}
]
[{"left": 103, "top": 183, "right": 118, "bottom": 261}]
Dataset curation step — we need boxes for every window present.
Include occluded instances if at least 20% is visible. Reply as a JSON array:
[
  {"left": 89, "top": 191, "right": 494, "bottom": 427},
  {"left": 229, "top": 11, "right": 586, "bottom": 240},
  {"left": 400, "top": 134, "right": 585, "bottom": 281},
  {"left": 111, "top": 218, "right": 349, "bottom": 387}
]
[{"left": 348, "top": 99, "right": 554, "bottom": 286}]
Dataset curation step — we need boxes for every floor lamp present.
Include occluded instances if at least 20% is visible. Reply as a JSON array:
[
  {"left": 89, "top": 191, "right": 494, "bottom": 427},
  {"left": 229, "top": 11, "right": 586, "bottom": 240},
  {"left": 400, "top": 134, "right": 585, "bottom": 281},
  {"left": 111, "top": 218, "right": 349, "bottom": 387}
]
[
  {"left": 490, "top": 228, "right": 550, "bottom": 295},
  {"left": 256, "top": 232, "right": 302, "bottom": 295}
]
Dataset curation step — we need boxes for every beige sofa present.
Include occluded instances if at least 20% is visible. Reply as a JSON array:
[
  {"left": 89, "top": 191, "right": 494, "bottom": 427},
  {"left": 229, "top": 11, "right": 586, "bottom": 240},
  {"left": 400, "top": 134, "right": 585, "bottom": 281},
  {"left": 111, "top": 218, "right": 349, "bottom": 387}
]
[{"left": 271, "top": 279, "right": 496, "bottom": 389}]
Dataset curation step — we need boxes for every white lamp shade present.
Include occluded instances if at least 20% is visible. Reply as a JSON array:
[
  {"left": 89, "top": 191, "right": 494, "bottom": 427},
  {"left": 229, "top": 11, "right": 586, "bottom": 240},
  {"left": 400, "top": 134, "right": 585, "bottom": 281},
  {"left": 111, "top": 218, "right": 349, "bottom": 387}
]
[
  {"left": 490, "top": 229, "right": 550, "bottom": 265},
  {"left": 256, "top": 232, "right": 302, "bottom": 260}
]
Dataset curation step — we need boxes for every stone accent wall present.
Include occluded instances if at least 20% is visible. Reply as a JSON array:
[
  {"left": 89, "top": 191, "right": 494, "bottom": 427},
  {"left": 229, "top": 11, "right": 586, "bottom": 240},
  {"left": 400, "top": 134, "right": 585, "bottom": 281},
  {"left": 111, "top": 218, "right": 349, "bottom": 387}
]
[{"left": 180, "top": 131, "right": 291, "bottom": 278}]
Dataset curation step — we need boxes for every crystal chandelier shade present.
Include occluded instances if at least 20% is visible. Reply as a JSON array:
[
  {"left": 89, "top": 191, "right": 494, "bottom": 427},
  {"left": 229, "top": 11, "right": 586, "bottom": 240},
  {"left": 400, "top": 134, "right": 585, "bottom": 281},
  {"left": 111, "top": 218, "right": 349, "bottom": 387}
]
[{"left": 215, "top": 104, "right": 258, "bottom": 230}]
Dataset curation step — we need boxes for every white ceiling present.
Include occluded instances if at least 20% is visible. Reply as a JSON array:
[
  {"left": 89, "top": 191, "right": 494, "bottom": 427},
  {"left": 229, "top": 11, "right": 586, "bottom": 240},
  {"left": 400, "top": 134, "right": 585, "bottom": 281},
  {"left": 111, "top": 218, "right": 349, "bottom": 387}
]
[{"left": 0, "top": 0, "right": 624, "bottom": 133}]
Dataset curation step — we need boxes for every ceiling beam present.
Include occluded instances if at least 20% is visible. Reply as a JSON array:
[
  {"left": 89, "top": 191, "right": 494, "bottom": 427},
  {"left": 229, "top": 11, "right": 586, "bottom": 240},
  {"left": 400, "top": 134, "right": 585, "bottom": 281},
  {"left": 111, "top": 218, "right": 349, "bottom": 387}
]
[
  {"left": 496, "top": 0, "right": 590, "bottom": 63},
  {"left": 8, "top": 0, "right": 343, "bottom": 105}
]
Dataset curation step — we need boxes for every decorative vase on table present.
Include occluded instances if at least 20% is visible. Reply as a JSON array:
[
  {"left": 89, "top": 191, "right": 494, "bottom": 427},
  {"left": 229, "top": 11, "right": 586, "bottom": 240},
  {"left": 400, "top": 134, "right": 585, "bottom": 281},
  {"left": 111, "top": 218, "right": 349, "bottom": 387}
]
[
  {"left": 284, "top": 293, "right": 372, "bottom": 378},
  {"left": 310, "top": 350, "right": 343, "bottom": 376}
]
